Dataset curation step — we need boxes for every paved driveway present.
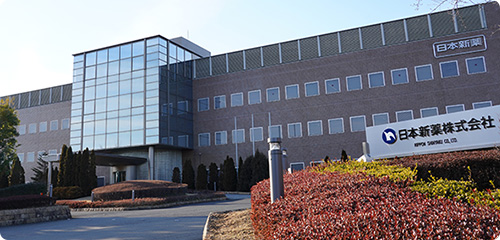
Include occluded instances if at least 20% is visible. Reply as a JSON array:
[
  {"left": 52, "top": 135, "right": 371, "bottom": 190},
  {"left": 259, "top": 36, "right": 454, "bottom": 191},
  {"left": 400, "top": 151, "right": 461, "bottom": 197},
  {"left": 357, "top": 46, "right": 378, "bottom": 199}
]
[{"left": 0, "top": 194, "right": 250, "bottom": 240}]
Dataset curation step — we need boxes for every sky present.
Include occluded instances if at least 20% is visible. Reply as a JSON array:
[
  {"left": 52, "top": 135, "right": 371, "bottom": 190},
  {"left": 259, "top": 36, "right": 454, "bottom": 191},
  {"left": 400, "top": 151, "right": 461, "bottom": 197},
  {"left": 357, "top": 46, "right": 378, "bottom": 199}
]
[{"left": 0, "top": 0, "right": 494, "bottom": 97}]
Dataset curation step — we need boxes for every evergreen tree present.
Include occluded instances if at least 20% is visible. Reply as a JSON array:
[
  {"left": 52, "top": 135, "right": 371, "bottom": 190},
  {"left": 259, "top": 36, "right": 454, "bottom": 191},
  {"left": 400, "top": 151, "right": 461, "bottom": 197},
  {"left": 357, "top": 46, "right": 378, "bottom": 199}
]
[
  {"left": 8, "top": 156, "right": 24, "bottom": 186},
  {"left": 238, "top": 155, "right": 252, "bottom": 192},
  {"left": 172, "top": 167, "right": 181, "bottom": 183},
  {"left": 250, "top": 150, "right": 269, "bottom": 187},
  {"left": 62, "top": 147, "right": 74, "bottom": 186},
  {"left": 341, "top": 149, "right": 348, "bottom": 162},
  {"left": 182, "top": 159, "right": 195, "bottom": 189},
  {"left": 57, "top": 145, "right": 68, "bottom": 187},
  {"left": 223, "top": 156, "right": 237, "bottom": 191},
  {"left": 208, "top": 163, "right": 218, "bottom": 191},
  {"left": 196, "top": 164, "right": 208, "bottom": 190},
  {"left": 218, "top": 163, "right": 224, "bottom": 191},
  {"left": 79, "top": 149, "right": 90, "bottom": 194},
  {"left": 31, "top": 152, "right": 48, "bottom": 184}
]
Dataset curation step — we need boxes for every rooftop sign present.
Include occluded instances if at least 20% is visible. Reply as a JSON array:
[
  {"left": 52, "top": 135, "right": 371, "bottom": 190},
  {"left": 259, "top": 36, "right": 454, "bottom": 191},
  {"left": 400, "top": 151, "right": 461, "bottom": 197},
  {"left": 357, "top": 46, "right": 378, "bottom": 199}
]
[
  {"left": 366, "top": 105, "right": 500, "bottom": 159},
  {"left": 433, "top": 35, "right": 487, "bottom": 58}
]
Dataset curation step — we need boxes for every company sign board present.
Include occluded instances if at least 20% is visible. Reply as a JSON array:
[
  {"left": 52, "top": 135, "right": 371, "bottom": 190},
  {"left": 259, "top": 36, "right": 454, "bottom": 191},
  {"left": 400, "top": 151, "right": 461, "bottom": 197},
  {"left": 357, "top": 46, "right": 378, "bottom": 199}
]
[
  {"left": 366, "top": 105, "right": 500, "bottom": 159},
  {"left": 433, "top": 35, "right": 487, "bottom": 58}
]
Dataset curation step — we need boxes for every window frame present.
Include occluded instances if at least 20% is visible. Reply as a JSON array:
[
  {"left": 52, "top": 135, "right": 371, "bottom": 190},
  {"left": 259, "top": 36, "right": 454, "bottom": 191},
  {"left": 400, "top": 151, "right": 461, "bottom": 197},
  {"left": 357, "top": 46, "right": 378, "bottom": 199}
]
[
  {"left": 198, "top": 133, "right": 210, "bottom": 147},
  {"left": 439, "top": 60, "right": 460, "bottom": 78},
  {"left": 472, "top": 101, "right": 492, "bottom": 109},
  {"left": 396, "top": 110, "right": 414, "bottom": 122},
  {"left": 287, "top": 122, "right": 302, "bottom": 138},
  {"left": 215, "top": 131, "right": 228, "bottom": 145},
  {"left": 415, "top": 64, "right": 434, "bottom": 82},
  {"left": 465, "top": 56, "right": 486, "bottom": 75},
  {"left": 250, "top": 127, "right": 264, "bottom": 142},
  {"left": 304, "top": 81, "right": 320, "bottom": 97},
  {"left": 266, "top": 87, "right": 280, "bottom": 102},
  {"left": 268, "top": 125, "right": 283, "bottom": 139},
  {"left": 214, "top": 95, "right": 226, "bottom": 109},
  {"left": 29, "top": 123, "right": 37, "bottom": 134},
  {"left": 307, "top": 120, "right": 323, "bottom": 136},
  {"left": 39, "top": 122, "right": 47, "bottom": 133},
  {"left": 350, "top": 115, "right": 366, "bottom": 132},
  {"left": 446, "top": 104, "right": 465, "bottom": 114},
  {"left": 391, "top": 68, "right": 409, "bottom": 85},
  {"left": 368, "top": 71, "right": 385, "bottom": 88},
  {"left": 420, "top": 107, "right": 439, "bottom": 118},
  {"left": 346, "top": 75, "right": 362, "bottom": 91},
  {"left": 232, "top": 129, "right": 245, "bottom": 144},
  {"left": 248, "top": 90, "right": 262, "bottom": 105},
  {"left": 285, "top": 84, "right": 299, "bottom": 100},
  {"left": 50, "top": 120, "right": 59, "bottom": 131},
  {"left": 197, "top": 97, "right": 209, "bottom": 112},
  {"left": 328, "top": 118, "right": 344, "bottom": 134},
  {"left": 372, "top": 113, "right": 389, "bottom": 126},
  {"left": 231, "top": 92, "right": 243, "bottom": 107},
  {"left": 325, "top": 78, "right": 340, "bottom": 94}
]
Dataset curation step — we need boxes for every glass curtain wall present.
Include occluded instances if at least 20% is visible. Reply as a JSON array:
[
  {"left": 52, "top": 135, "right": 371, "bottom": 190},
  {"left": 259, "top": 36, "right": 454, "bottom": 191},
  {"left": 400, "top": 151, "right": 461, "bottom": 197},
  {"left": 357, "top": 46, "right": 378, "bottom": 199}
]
[{"left": 70, "top": 36, "right": 198, "bottom": 151}]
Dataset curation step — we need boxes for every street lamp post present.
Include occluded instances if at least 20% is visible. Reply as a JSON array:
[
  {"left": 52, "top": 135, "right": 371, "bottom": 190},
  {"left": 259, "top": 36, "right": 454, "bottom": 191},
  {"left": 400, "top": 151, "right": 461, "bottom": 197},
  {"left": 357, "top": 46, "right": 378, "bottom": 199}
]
[
  {"left": 41, "top": 154, "right": 60, "bottom": 197},
  {"left": 268, "top": 138, "right": 284, "bottom": 203}
]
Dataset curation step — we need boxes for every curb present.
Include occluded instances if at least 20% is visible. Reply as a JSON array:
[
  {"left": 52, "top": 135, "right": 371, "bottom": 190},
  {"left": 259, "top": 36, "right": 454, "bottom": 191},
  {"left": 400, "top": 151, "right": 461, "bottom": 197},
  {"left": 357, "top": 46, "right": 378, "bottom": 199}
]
[
  {"left": 70, "top": 196, "right": 227, "bottom": 212},
  {"left": 201, "top": 208, "right": 250, "bottom": 240}
]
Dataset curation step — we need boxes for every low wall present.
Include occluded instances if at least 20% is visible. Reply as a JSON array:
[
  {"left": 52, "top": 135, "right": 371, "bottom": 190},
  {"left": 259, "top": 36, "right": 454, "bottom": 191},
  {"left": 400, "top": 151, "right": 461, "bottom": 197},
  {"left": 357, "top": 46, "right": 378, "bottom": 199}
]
[{"left": 0, "top": 205, "right": 71, "bottom": 227}]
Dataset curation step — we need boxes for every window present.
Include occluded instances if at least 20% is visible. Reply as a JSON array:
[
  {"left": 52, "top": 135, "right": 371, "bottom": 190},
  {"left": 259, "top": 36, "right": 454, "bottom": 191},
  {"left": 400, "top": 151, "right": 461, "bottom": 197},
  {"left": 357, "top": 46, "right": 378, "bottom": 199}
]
[
  {"left": 231, "top": 92, "right": 243, "bottom": 107},
  {"left": 250, "top": 127, "right": 264, "bottom": 142},
  {"left": 62, "top": 119, "right": 70, "bottom": 130},
  {"left": 415, "top": 64, "right": 433, "bottom": 81},
  {"left": 29, "top": 123, "right": 37, "bottom": 134},
  {"left": 421, "top": 107, "right": 439, "bottom": 118},
  {"left": 39, "top": 122, "right": 47, "bottom": 132},
  {"left": 18, "top": 125, "right": 26, "bottom": 135},
  {"left": 266, "top": 87, "right": 280, "bottom": 102},
  {"left": 473, "top": 101, "right": 492, "bottom": 109},
  {"left": 396, "top": 110, "right": 413, "bottom": 122},
  {"left": 178, "top": 135, "right": 189, "bottom": 148},
  {"left": 440, "top": 60, "right": 459, "bottom": 78},
  {"left": 269, "top": 125, "right": 282, "bottom": 138},
  {"left": 198, "top": 98, "right": 209, "bottom": 112},
  {"left": 50, "top": 120, "right": 58, "bottom": 131},
  {"left": 325, "top": 78, "right": 340, "bottom": 94},
  {"left": 368, "top": 72, "right": 385, "bottom": 88},
  {"left": 232, "top": 129, "right": 245, "bottom": 143},
  {"left": 27, "top": 152, "right": 35, "bottom": 162},
  {"left": 215, "top": 131, "right": 227, "bottom": 145},
  {"left": 305, "top": 81, "right": 319, "bottom": 97},
  {"left": 198, "top": 133, "right": 210, "bottom": 147},
  {"left": 446, "top": 104, "right": 465, "bottom": 114},
  {"left": 285, "top": 84, "right": 299, "bottom": 99},
  {"left": 287, "top": 122, "right": 302, "bottom": 138},
  {"left": 328, "top": 118, "right": 344, "bottom": 134},
  {"left": 391, "top": 68, "right": 408, "bottom": 85},
  {"left": 466, "top": 56, "right": 486, "bottom": 74},
  {"left": 290, "top": 162, "right": 305, "bottom": 173},
  {"left": 350, "top": 116, "right": 366, "bottom": 132},
  {"left": 372, "top": 113, "right": 389, "bottom": 126},
  {"left": 18, "top": 153, "right": 24, "bottom": 162},
  {"left": 307, "top": 120, "right": 323, "bottom": 136},
  {"left": 346, "top": 75, "right": 362, "bottom": 91},
  {"left": 214, "top": 95, "right": 226, "bottom": 109},
  {"left": 248, "top": 90, "right": 261, "bottom": 105},
  {"left": 48, "top": 149, "right": 57, "bottom": 155},
  {"left": 177, "top": 101, "right": 188, "bottom": 115}
]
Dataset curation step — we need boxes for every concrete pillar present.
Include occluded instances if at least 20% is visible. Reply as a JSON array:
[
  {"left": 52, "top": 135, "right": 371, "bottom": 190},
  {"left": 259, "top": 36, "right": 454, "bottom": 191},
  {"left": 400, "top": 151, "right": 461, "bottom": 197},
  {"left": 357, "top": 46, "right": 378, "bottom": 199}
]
[{"left": 148, "top": 146, "right": 155, "bottom": 180}]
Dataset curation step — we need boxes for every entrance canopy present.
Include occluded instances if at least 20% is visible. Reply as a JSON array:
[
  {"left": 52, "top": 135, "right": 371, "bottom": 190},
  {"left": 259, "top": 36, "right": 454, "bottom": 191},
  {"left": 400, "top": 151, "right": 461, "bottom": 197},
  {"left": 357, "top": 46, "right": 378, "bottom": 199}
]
[{"left": 95, "top": 152, "right": 147, "bottom": 166}]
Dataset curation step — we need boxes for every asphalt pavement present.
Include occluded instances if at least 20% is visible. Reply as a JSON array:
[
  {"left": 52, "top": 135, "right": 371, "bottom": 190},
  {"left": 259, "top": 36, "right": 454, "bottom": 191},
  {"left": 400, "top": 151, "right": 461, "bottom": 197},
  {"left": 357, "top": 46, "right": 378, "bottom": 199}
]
[{"left": 0, "top": 194, "right": 251, "bottom": 240}]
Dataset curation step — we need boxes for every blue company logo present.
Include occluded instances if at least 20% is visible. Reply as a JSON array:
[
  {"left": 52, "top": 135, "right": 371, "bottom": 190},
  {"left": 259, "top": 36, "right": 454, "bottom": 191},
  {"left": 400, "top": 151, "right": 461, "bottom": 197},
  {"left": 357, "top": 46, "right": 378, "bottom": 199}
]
[{"left": 382, "top": 128, "right": 397, "bottom": 144}]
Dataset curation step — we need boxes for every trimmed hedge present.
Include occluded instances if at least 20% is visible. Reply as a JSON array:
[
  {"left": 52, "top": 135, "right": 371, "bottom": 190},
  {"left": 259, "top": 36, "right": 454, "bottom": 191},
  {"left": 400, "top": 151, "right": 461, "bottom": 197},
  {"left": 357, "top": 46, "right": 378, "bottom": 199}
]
[
  {"left": 388, "top": 149, "right": 500, "bottom": 190},
  {"left": 53, "top": 186, "right": 84, "bottom": 199},
  {"left": 92, "top": 180, "right": 187, "bottom": 201},
  {"left": 0, "top": 194, "right": 55, "bottom": 210},
  {"left": 0, "top": 182, "right": 46, "bottom": 198},
  {"left": 251, "top": 170, "right": 500, "bottom": 239}
]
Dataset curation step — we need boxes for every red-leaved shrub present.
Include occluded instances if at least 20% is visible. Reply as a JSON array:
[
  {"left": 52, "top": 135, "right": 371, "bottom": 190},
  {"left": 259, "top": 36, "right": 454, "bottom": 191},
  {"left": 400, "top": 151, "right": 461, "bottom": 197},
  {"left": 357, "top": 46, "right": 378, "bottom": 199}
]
[{"left": 251, "top": 170, "right": 500, "bottom": 239}]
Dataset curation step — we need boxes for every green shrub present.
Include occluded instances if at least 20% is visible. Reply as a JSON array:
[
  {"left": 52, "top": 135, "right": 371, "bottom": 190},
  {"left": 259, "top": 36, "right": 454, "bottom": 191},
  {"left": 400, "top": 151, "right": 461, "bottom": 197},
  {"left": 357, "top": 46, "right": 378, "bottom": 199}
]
[
  {"left": 0, "top": 182, "right": 46, "bottom": 197},
  {"left": 315, "top": 160, "right": 416, "bottom": 182},
  {"left": 196, "top": 164, "right": 208, "bottom": 190},
  {"left": 172, "top": 167, "right": 181, "bottom": 183},
  {"left": 0, "top": 194, "right": 55, "bottom": 210},
  {"left": 223, "top": 156, "right": 237, "bottom": 191},
  {"left": 53, "top": 186, "right": 84, "bottom": 199},
  {"left": 182, "top": 160, "right": 195, "bottom": 190},
  {"left": 208, "top": 163, "right": 218, "bottom": 191}
]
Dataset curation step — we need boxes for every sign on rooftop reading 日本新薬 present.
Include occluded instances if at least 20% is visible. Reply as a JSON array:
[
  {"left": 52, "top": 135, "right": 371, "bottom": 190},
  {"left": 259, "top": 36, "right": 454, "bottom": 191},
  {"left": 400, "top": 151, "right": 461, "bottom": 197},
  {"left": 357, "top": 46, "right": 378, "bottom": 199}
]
[
  {"left": 366, "top": 105, "right": 500, "bottom": 159},
  {"left": 433, "top": 35, "right": 487, "bottom": 58}
]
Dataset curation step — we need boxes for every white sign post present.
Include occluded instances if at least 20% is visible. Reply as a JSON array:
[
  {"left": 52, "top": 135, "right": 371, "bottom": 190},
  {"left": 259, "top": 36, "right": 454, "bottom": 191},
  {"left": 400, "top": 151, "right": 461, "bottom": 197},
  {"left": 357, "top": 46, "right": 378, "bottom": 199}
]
[{"left": 366, "top": 106, "right": 500, "bottom": 159}]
